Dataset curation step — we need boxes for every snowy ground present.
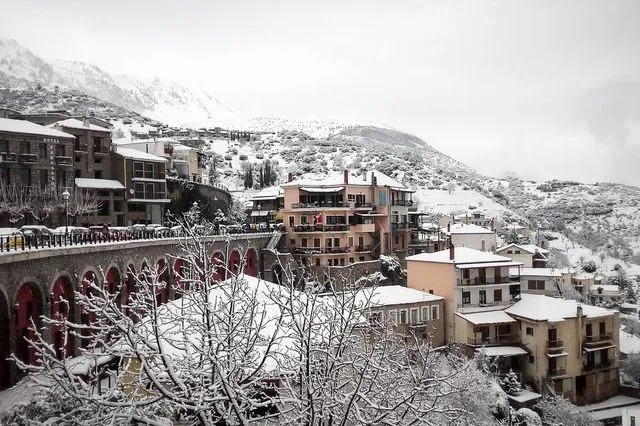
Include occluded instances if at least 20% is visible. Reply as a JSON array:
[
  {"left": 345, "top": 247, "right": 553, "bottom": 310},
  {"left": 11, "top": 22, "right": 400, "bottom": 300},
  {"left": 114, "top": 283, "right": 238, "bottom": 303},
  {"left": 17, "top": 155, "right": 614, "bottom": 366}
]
[{"left": 0, "top": 374, "right": 50, "bottom": 415}]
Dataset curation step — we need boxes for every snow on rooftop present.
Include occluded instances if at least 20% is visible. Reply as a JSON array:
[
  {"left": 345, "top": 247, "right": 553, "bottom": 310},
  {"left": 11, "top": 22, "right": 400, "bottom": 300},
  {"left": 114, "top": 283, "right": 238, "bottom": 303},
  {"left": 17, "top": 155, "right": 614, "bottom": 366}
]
[
  {"left": 506, "top": 293, "right": 616, "bottom": 322},
  {"left": 282, "top": 169, "right": 410, "bottom": 191},
  {"left": 477, "top": 346, "right": 528, "bottom": 357},
  {"left": 447, "top": 223, "right": 494, "bottom": 235},
  {"left": 456, "top": 310, "right": 516, "bottom": 325},
  {"left": 353, "top": 285, "right": 443, "bottom": 308},
  {"left": 251, "top": 185, "right": 284, "bottom": 201},
  {"left": 406, "top": 247, "right": 514, "bottom": 264},
  {"left": 114, "top": 146, "right": 167, "bottom": 162},
  {"left": 0, "top": 118, "right": 74, "bottom": 139},
  {"left": 496, "top": 243, "right": 549, "bottom": 255},
  {"left": 518, "top": 268, "right": 562, "bottom": 277},
  {"left": 51, "top": 118, "right": 111, "bottom": 133},
  {"left": 573, "top": 272, "right": 596, "bottom": 280},
  {"left": 75, "top": 178, "right": 125, "bottom": 190}
]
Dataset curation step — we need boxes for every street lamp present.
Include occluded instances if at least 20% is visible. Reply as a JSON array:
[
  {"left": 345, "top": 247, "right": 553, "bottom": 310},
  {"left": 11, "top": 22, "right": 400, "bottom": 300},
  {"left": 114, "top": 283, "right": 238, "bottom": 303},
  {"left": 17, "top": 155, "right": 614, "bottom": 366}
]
[{"left": 61, "top": 190, "right": 70, "bottom": 240}]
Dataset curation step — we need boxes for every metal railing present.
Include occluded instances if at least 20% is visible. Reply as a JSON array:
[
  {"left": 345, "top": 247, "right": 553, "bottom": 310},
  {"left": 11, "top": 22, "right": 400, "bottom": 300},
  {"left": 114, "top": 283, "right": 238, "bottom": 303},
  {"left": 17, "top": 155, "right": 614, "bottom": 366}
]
[
  {"left": 547, "top": 339, "right": 565, "bottom": 349},
  {"left": 291, "top": 201, "right": 349, "bottom": 209},
  {"left": 391, "top": 200, "right": 413, "bottom": 206},
  {"left": 74, "top": 143, "right": 88, "bottom": 152},
  {"left": 354, "top": 245, "right": 371, "bottom": 252},
  {"left": 457, "top": 277, "right": 520, "bottom": 285},
  {"left": 467, "top": 335, "right": 518, "bottom": 346},
  {"left": 585, "top": 333, "right": 613, "bottom": 344},
  {"left": 583, "top": 360, "right": 614, "bottom": 372},
  {"left": 0, "top": 152, "right": 18, "bottom": 162},
  {"left": 55, "top": 156, "right": 73, "bottom": 166},
  {"left": 133, "top": 173, "right": 166, "bottom": 180},
  {"left": 132, "top": 191, "right": 167, "bottom": 200},
  {"left": 292, "top": 246, "right": 351, "bottom": 255},
  {"left": 93, "top": 145, "right": 110, "bottom": 153},
  {"left": 292, "top": 224, "right": 349, "bottom": 232},
  {"left": 548, "top": 369, "right": 566, "bottom": 377},
  {"left": 391, "top": 222, "right": 410, "bottom": 230},
  {"left": 19, "top": 153, "right": 39, "bottom": 163}
]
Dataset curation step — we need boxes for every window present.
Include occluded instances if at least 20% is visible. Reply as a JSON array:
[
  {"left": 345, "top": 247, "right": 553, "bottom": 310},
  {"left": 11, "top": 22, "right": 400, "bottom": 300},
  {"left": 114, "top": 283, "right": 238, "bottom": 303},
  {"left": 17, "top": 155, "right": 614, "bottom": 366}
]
[
  {"left": 462, "top": 269, "right": 470, "bottom": 279},
  {"left": 526, "top": 327, "right": 534, "bottom": 336},
  {"left": 529, "top": 355, "right": 535, "bottom": 364},
  {"left": 95, "top": 170, "right": 103, "bottom": 179},
  {"left": 528, "top": 280, "right": 545, "bottom": 290},
  {"left": 348, "top": 236, "right": 353, "bottom": 247},
  {"left": 20, "top": 168, "right": 31, "bottom": 186},
  {"left": 369, "top": 311, "right": 381, "bottom": 324},
  {"left": 631, "top": 416, "right": 636, "bottom": 426},
  {"left": 20, "top": 141, "right": 30, "bottom": 154},
  {"left": 0, "top": 140, "right": 8, "bottom": 152},
  {"left": 388, "top": 310, "right": 397, "bottom": 324},
  {"left": 39, "top": 170, "right": 48, "bottom": 189},
  {"left": 39, "top": 143, "right": 47, "bottom": 158},
  {"left": 399, "top": 310, "right": 407, "bottom": 324},
  {"left": 494, "top": 289, "right": 502, "bottom": 302},
  {"left": 301, "top": 238, "right": 307, "bottom": 248},
  {"left": 379, "top": 191, "right": 386, "bottom": 205},
  {"left": 410, "top": 308, "right": 419, "bottom": 324},
  {"left": 421, "top": 306, "right": 429, "bottom": 322},
  {"left": 289, "top": 216, "right": 294, "bottom": 227},
  {"left": 462, "top": 291, "right": 471, "bottom": 305},
  {"left": 313, "top": 238, "right": 320, "bottom": 248},
  {"left": 479, "top": 290, "right": 487, "bottom": 304},
  {"left": 430, "top": 305, "right": 439, "bottom": 320}
]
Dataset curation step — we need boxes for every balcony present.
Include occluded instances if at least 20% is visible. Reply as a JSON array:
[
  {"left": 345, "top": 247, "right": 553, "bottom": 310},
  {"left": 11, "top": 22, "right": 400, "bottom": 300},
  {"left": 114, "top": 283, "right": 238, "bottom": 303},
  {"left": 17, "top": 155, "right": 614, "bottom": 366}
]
[
  {"left": 548, "top": 368, "right": 566, "bottom": 378},
  {"left": 74, "top": 143, "right": 88, "bottom": 152},
  {"left": 457, "top": 277, "right": 520, "bottom": 286},
  {"left": 546, "top": 340, "right": 565, "bottom": 351},
  {"left": 19, "top": 153, "right": 39, "bottom": 164},
  {"left": 291, "top": 201, "right": 349, "bottom": 209},
  {"left": 132, "top": 172, "right": 166, "bottom": 181},
  {"left": 457, "top": 299, "right": 516, "bottom": 311},
  {"left": 55, "top": 156, "right": 73, "bottom": 166},
  {"left": 0, "top": 152, "right": 17, "bottom": 163},
  {"left": 466, "top": 335, "right": 519, "bottom": 346},
  {"left": 354, "top": 202, "right": 374, "bottom": 209},
  {"left": 391, "top": 222, "right": 410, "bottom": 230},
  {"left": 93, "top": 145, "right": 110, "bottom": 154},
  {"left": 584, "top": 333, "right": 613, "bottom": 347},
  {"left": 391, "top": 200, "right": 413, "bottom": 207},
  {"left": 354, "top": 245, "right": 371, "bottom": 253},
  {"left": 291, "top": 224, "right": 350, "bottom": 233},
  {"left": 131, "top": 191, "right": 167, "bottom": 200},
  {"left": 292, "top": 246, "right": 351, "bottom": 255},
  {"left": 583, "top": 359, "right": 615, "bottom": 372}
]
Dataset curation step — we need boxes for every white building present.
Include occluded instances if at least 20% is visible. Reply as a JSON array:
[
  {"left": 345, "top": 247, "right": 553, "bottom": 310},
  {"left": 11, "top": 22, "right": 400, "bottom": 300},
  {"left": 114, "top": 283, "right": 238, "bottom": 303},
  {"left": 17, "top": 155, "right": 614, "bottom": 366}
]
[{"left": 445, "top": 223, "right": 497, "bottom": 252}]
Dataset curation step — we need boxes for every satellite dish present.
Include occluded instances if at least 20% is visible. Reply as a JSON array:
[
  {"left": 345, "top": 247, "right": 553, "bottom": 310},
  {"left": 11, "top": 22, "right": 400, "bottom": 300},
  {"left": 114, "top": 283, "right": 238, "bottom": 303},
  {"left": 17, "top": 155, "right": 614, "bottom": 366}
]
[{"left": 129, "top": 189, "right": 134, "bottom": 195}]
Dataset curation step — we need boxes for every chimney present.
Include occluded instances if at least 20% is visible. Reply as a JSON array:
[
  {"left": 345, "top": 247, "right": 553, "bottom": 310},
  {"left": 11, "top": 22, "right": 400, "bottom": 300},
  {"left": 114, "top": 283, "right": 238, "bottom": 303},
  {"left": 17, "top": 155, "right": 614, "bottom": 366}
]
[
  {"left": 577, "top": 304, "right": 583, "bottom": 317},
  {"left": 83, "top": 116, "right": 91, "bottom": 128},
  {"left": 449, "top": 241, "right": 455, "bottom": 261},
  {"left": 343, "top": 169, "right": 349, "bottom": 185},
  {"left": 288, "top": 172, "right": 293, "bottom": 183},
  {"left": 371, "top": 172, "right": 377, "bottom": 187}
]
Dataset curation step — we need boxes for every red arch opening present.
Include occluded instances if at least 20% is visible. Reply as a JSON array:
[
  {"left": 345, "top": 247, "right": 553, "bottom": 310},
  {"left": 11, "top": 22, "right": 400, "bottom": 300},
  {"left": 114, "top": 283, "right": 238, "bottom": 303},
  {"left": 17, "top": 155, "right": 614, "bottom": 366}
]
[
  {"left": 15, "top": 283, "right": 41, "bottom": 366},
  {"left": 105, "top": 267, "right": 121, "bottom": 303},
  {"left": 228, "top": 250, "right": 241, "bottom": 277},
  {"left": 51, "top": 276, "right": 75, "bottom": 359},
  {"left": 211, "top": 252, "right": 225, "bottom": 282},
  {"left": 245, "top": 249, "right": 258, "bottom": 277}
]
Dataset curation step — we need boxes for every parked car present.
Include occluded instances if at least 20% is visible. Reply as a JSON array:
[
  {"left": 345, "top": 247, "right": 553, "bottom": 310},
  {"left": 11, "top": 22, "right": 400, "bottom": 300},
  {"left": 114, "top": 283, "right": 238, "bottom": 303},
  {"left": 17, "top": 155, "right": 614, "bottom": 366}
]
[
  {"left": 227, "top": 224, "right": 243, "bottom": 234},
  {"left": 51, "top": 226, "right": 90, "bottom": 236},
  {"left": 0, "top": 228, "right": 23, "bottom": 249},
  {"left": 20, "top": 225, "right": 53, "bottom": 244}
]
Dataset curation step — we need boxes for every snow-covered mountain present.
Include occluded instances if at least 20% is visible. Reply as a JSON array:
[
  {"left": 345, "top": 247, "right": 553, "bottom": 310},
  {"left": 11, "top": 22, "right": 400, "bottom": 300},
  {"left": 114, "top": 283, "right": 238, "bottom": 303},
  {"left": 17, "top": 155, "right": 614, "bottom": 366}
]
[{"left": 0, "top": 37, "right": 233, "bottom": 126}]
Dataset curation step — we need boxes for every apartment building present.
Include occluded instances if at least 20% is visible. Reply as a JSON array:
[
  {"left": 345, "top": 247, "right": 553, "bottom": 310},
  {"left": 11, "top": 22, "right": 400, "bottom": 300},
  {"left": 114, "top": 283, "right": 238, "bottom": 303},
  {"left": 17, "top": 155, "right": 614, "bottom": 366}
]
[
  {"left": 0, "top": 118, "right": 75, "bottom": 224},
  {"left": 249, "top": 186, "right": 284, "bottom": 225},
  {"left": 111, "top": 147, "right": 169, "bottom": 225},
  {"left": 496, "top": 243, "right": 550, "bottom": 268},
  {"left": 354, "top": 285, "right": 445, "bottom": 347},
  {"left": 49, "top": 118, "right": 126, "bottom": 226},
  {"left": 519, "top": 268, "right": 562, "bottom": 296},
  {"left": 444, "top": 223, "right": 497, "bottom": 252},
  {"left": 506, "top": 294, "right": 619, "bottom": 405},
  {"left": 281, "top": 170, "right": 414, "bottom": 267},
  {"left": 406, "top": 246, "right": 522, "bottom": 341}
]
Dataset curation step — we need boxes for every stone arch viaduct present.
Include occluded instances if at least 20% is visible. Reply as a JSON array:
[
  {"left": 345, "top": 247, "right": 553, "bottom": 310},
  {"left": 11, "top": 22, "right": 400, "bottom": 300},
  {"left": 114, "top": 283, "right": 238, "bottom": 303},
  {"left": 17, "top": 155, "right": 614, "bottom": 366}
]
[{"left": 0, "top": 233, "right": 287, "bottom": 388}]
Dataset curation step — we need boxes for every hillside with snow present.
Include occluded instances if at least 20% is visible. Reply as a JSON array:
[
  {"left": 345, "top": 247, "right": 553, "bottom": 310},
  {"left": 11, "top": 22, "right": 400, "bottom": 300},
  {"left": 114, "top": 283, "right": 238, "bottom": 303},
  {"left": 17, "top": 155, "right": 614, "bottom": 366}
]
[{"left": 0, "top": 38, "right": 233, "bottom": 126}]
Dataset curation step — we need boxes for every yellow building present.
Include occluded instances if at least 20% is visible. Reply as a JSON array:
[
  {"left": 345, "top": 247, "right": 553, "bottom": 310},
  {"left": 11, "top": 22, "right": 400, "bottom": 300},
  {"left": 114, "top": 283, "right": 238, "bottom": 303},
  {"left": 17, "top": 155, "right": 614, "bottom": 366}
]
[
  {"left": 505, "top": 294, "right": 619, "bottom": 405},
  {"left": 282, "top": 170, "right": 414, "bottom": 267},
  {"left": 406, "top": 246, "right": 522, "bottom": 341}
]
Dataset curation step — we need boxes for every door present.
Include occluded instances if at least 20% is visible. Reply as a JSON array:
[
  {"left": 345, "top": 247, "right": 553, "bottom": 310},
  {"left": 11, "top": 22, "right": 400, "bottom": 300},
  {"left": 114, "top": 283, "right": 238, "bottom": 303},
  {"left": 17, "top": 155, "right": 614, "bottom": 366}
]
[
  {"left": 479, "top": 268, "right": 486, "bottom": 284},
  {"left": 548, "top": 328, "right": 558, "bottom": 347},
  {"left": 479, "top": 290, "right": 487, "bottom": 305},
  {"left": 494, "top": 267, "right": 501, "bottom": 283},
  {"left": 599, "top": 322, "right": 606, "bottom": 338},
  {"left": 586, "top": 323, "right": 593, "bottom": 339}
]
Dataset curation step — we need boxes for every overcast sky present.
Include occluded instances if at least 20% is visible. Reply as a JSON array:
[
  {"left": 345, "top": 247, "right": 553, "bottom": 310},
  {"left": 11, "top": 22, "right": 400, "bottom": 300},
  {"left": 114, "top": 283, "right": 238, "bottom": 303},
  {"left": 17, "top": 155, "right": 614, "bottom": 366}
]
[{"left": 2, "top": 0, "right": 639, "bottom": 185}]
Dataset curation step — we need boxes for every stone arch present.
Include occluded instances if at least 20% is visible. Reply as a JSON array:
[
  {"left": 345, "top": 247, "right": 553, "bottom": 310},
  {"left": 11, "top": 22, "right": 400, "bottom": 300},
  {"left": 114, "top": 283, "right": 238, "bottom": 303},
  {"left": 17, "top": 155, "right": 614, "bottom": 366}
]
[
  {"left": 211, "top": 251, "right": 225, "bottom": 282},
  {"left": 51, "top": 275, "right": 75, "bottom": 359},
  {"left": 0, "top": 287, "right": 10, "bottom": 387},
  {"left": 272, "top": 264, "right": 284, "bottom": 285},
  {"left": 77, "top": 266, "right": 101, "bottom": 290},
  {"left": 15, "top": 282, "right": 43, "bottom": 367},
  {"left": 105, "top": 266, "right": 121, "bottom": 298},
  {"left": 228, "top": 249, "right": 241, "bottom": 277},
  {"left": 155, "top": 258, "right": 169, "bottom": 305},
  {"left": 245, "top": 248, "right": 258, "bottom": 277}
]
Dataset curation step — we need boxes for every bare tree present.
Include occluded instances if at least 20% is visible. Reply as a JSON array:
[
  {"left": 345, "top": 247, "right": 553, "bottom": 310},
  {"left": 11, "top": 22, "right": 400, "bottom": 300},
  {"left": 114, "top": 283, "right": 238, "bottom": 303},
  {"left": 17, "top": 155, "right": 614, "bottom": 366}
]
[
  {"left": 68, "top": 189, "right": 102, "bottom": 225},
  {"left": 7, "top": 205, "right": 504, "bottom": 425},
  {"left": 30, "top": 187, "right": 63, "bottom": 225},
  {"left": 0, "top": 184, "right": 34, "bottom": 225}
]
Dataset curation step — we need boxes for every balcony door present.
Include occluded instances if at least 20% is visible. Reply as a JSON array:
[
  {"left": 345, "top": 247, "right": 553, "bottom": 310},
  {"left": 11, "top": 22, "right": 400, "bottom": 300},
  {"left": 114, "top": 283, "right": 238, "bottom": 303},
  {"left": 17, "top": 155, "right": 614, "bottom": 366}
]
[
  {"left": 479, "top": 290, "right": 487, "bottom": 305},
  {"left": 548, "top": 328, "right": 557, "bottom": 345},
  {"left": 494, "top": 267, "right": 501, "bottom": 283},
  {"left": 479, "top": 268, "right": 486, "bottom": 284},
  {"left": 599, "top": 321, "right": 606, "bottom": 338},
  {"left": 586, "top": 323, "right": 593, "bottom": 339}
]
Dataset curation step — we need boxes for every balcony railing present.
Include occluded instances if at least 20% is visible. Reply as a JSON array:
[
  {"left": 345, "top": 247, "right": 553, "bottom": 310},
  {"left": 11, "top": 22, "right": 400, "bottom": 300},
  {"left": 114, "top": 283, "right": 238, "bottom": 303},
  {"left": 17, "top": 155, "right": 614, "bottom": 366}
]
[
  {"left": 74, "top": 143, "right": 88, "bottom": 152},
  {"left": 583, "top": 360, "right": 614, "bottom": 372},
  {"left": 354, "top": 245, "right": 371, "bottom": 252},
  {"left": 548, "top": 369, "right": 566, "bottom": 378},
  {"left": 584, "top": 333, "right": 613, "bottom": 344},
  {"left": 292, "top": 224, "right": 350, "bottom": 232},
  {"left": 132, "top": 173, "right": 166, "bottom": 180},
  {"left": 291, "top": 201, "right": 349, "bottom": 209},
  {"left": 132, "top": 191, "right": 167, "bottom": 200},
  {"left": 457, "top": 277, "right": 520, "bottom": 286},
  {"left": 391, "top": 200, "right": 413, "bottom": 206},
  {"left": 19, "top": 153, "right": 39, "bottom": 163},
  {"left": 354, "top": 202, "right": 374, "bottom": 208},
  {"left": 93, "top": 145, "right": 110, "bottom": 154},
  {"left": 467, "top": 335, "right": 518, "bottom": 346},
  {"left": 391, "top": 222, "right": 410, "bottom": 230},
  {"left": 458, "top": 299, "right": 515, "bottom": 310},
  {"left": 547, "top": 339, "right": 565, "bottom": 350},
  {"left": 55, "top": 156, "right": 73, "bottom": 166},
  {"left": 0, "top": 152, "right": 17, "bottom": 163},
  {"left": 292, "top": 246, "right": 351, "bottom": 255}
]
